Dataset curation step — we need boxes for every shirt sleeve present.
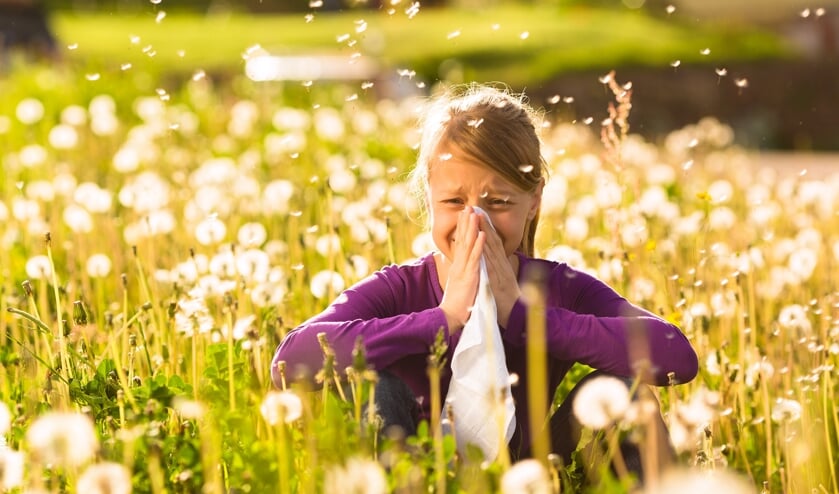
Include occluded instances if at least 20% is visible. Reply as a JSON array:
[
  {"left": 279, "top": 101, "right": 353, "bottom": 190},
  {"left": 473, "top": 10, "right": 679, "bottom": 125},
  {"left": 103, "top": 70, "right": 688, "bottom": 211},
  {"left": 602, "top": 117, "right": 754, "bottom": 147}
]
[
  {"left": 271, "top": 268, "right": 449, "bottom": 386},
  {"left": 502, "top": 261, "right": 698, "bottom": 386}
]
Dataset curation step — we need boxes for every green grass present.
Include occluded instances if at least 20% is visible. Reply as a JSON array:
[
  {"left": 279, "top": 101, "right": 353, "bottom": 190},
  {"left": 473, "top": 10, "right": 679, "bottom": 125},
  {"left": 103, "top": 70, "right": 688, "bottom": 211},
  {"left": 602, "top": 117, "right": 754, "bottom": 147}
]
[{"left": 51, "top": 6, "right": 793, "bottom": 87}]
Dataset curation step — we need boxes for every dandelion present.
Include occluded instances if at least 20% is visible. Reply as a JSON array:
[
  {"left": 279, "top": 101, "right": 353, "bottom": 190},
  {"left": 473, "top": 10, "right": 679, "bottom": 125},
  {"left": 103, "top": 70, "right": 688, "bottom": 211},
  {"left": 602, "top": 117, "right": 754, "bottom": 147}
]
[
  {"left": 174, "top": 290, "right": 214, "bottom": 336},
  {"left": 314, "top": 107, "right": 345, "bottom": 141},
  {"left": 0, "top": 449, "right": 24, "bottom": 491},
  {"left": 74, "top": 182, "right": 113, "bottom": 213},
  {"left": 48, "top": 124, "right": 79, "bottom": 150},
  {"left": 26, "top": 411, "right": 99, "bottom": 467},
  {"left": 310, "top": 270, "right": 345, "bottom": 299},
  {"left": 771, "top": 398, "right": 802, "bottom": 423},
  {"left": 323, "top": 456, "right": 388, "bottom": 494},
  {"left": 16, "top": 98, "right": 45, "bottom": 124},
  {"left": 86, "top": 253, "right": 113, "bottom": 278},
  {"left": 500, "top": 459, "right": 552, "bottom": 494},
  {"left": 194, "top": 216, "right": 226, "bottom": 245},
  {"left": 236, "top": 249, "right": 270, "bottom": 280},
  {"left": 647, "top": 468, "right": 757, "bottom": 494},
  {"left": 19, "top": 144, "right": 48, "bottom": 168},
  {"left": 63, "top": 204, "right": 94, "bottom": 233},
  {"left": 25, "top": 255, "right": 53, "bottom": 280},
  {"left": 778, "top": 304, "right": 812, "bottom": 334},
  {"left": 237, "top": 222, "right": 267, "bottom": 247},
  {"left": 61, "top": 104, "right": 88, "bottom": 126},
  {"left": 260, "top": 390, "right": 303, "bottom": 425},
  {"left": 76, "top": 462, "right": 132, "bottom": 494},
  {"left": 572, "top": 376, "right": 631, "bottom": 429},
  {"left": 328, "top": 168, "right": 358, "bottom": 194},
  {"left": 173, "top": 397, "right": 205, "bottom": 420}
]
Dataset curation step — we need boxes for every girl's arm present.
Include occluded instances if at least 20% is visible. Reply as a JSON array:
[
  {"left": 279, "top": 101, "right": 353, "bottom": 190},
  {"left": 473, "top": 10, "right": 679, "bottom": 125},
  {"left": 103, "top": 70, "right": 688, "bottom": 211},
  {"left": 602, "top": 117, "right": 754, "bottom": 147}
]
[
  {"left": 271, "top": 272, "right": 449, "bottom": 387},
  {"left": 502, "top": 264, "right": 698, "bottom": 386}
]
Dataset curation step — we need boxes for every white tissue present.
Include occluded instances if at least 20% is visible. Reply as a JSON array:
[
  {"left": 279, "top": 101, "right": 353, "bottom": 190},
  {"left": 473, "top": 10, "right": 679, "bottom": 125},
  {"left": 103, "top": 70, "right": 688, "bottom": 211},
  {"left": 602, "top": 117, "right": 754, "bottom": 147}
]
[{"left": 443, "top": 207, "right": 516, "bottom": 460}]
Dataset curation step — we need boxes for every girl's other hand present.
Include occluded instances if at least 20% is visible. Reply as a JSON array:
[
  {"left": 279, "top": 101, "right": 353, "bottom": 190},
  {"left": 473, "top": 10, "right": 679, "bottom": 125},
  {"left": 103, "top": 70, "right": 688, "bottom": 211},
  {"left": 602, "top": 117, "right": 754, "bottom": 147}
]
[{"left": 439, "top": 207, "right": 484, "bottom": 331}]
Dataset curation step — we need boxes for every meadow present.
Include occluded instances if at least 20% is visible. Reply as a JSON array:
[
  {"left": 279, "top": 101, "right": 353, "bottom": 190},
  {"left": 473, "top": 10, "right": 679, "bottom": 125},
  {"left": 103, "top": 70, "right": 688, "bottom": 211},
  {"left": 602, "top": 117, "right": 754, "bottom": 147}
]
[{"left": 0, "top": 4, "right": 837, "bottom": 494}]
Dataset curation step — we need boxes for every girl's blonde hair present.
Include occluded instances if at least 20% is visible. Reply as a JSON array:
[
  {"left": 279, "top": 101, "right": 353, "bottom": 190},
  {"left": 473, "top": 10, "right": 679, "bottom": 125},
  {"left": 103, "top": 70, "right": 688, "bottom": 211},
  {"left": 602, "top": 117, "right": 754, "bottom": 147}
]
[{"left": 408, "top": 83, "right": 547, "bottom": 256}]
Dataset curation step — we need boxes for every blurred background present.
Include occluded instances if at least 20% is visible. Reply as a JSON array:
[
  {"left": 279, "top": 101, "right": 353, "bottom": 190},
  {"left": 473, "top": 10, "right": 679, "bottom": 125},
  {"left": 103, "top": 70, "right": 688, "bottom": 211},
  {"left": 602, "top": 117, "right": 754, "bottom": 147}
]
[{"left": 2, "top": 0, "right": 838, "bottom": 151}]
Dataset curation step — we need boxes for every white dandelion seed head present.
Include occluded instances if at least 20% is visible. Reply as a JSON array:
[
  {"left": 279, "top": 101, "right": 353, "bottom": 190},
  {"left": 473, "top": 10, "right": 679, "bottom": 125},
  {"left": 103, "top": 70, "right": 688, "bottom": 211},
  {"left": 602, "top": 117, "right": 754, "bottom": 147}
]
[
  {"left": 25, "top": 255, "right": 53, "bottom": 280},
  {"left": 236, "top": 248, "right": 270, "bottom": 281},
  {"left": 194, "top": 216, "right": 227, "bottom": 245},
  {"left": 563, "top": 215, "right": 589, "bottom": 243},
  {"left": 310, "top": 270, "right": 345, "bottom": 299},
  {"left": 261, "top": 179, "right": 295, "bottom": 216},
  {"left": 787, "top": 247, "right": 818, "bottom": 282},
  {"left": 0, "top": 449, "right": 24, "bottom": 491},
  {"left": 500, "top": 459, "right": 552, "bottom": 494},
  {"left": 572, "top": 376, "right": 631, "bottom": 429},
  {"left": 48, "top": 124, "right": 79, "bottom": 150},
  {"left": 543, "top": 245, "right": 586, "bottom": 270},
  {"left": 16, "top": 98, "right": 45, "bottom": 124},
  {"left": 272, "top": 107, "right": 311, "bottom": 131},
  {"left": 26, "top": 411, "right": 99, "bottom": 467},
  {"left": 237, "top": 222, "right": 268, "bottom": 247},
  {"left": 324, "top": 456, "right": 388, "bottom": 494},
  {"left": 25, "top": 180, "right": 55, "bottom": 202},
  {"left": 74, "top": 182, "right": 113, "bottom": 213},
  {"left": 61, "top": 104, "right": 88, "bottom": 126},
  {"left": 86, "top": 253, "right": 113, "bottom": 278},
  {"left": 771, "top": 398, "right": 802, "bottom": 423},
  {"left": 315, "top": 233, "right": 342, "bottom": 257},
  {"left": 411, "top": 231, "right": 435, "bottom": 257},
  {"left": 260, "top": 390, "right": 303, "bottom": 425},
  {"left": 19, "top": 144, "right": 49, "bottom": 168},
  {"left": 76, "top": 462, "right": 132, "bottom": 494},
  {"left": 647, "top": 467, "right": 757, "bottom": 494},
  {"left": 250, "top": 282, "right": 286, "bottom": 308},
  {"left": 313, "top": 106, "right": 345, "bottom": 141},
  {"left": 539, "top": 175, "right": 567, "bottom": 214},
  {"left": 63, "top": 203, "right": 94, "bottom": 233},
  {"left": 708, "top": 206, "right": 737, "bottom": 231},
  {"left": 172, "top": 397, "right": 205, "bottom": 420},
  {"left": 328, "top": 168, "right": 358, "bottom": 194},
  {"left": 778, "top": 304, "right": 812, "bottom": 334}
]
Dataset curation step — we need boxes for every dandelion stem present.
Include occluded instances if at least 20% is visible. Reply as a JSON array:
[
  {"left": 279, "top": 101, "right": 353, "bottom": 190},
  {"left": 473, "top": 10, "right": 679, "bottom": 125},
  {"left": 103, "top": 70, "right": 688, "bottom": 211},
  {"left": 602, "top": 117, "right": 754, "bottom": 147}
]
[
  {"left": 523, "top": 276, "right": 551, "bottom": 466},
  {"left": 226, "top": 310, "right": 236, "bottom": 411}
]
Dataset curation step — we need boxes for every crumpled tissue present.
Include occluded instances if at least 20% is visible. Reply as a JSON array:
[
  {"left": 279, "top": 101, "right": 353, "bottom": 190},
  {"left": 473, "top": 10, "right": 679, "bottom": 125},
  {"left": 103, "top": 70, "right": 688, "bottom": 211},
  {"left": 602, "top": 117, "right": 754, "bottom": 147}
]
[{"left": 443, "top": 207, "right": 516, "bottom": 460}]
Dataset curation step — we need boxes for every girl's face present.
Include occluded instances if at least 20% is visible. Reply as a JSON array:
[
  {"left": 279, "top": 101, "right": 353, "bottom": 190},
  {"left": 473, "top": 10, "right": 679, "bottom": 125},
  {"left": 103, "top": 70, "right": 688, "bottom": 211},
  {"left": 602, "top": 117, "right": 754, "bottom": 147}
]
[{"left": 427, "top": 144, "right": 542, "bottom": 261}]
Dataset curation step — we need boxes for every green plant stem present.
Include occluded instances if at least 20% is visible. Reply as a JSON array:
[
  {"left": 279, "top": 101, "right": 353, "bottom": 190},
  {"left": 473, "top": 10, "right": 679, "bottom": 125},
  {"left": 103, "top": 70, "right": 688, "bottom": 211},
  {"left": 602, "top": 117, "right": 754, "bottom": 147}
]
[
  {"left": 46, "top": 241, "right": 73, "bottom": 390},
  {"left": 226, "top": 311, "right": 236, "bottom": 411},
  {"left": 524, "top": 280, "right": 550, "bottom": 466}
]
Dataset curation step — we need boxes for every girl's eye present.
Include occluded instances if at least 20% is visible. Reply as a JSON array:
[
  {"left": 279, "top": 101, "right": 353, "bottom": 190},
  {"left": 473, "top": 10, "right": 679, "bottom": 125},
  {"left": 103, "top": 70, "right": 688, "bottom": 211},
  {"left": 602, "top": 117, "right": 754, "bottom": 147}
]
[
  {"left": 488, "top": 198, "right": 510, "bottom": 207},
  {"left": 443, "top": 198, "right": 464, "bottom": 205}
]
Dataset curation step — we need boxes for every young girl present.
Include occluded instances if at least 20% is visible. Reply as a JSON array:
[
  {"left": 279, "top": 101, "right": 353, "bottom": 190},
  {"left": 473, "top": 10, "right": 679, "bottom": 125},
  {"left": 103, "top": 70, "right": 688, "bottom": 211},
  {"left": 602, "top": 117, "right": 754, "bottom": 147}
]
[{"left": 271, "top": 84, "right": 698, "bottom": 468}]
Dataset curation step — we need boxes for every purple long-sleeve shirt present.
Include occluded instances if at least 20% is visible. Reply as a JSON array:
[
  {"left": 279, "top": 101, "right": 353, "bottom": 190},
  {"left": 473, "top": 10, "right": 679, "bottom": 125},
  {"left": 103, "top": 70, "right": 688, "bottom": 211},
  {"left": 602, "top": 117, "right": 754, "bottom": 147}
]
[{"left": 272, "top": 251, "right": 698, "bottom": 455}]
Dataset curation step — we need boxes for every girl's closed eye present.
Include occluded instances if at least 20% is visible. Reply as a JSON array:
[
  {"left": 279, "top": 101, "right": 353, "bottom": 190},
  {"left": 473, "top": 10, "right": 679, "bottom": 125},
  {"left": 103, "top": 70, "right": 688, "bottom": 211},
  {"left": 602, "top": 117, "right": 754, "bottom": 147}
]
[{"left": 486, "top": 197, "right": 512, "bottom": 208}]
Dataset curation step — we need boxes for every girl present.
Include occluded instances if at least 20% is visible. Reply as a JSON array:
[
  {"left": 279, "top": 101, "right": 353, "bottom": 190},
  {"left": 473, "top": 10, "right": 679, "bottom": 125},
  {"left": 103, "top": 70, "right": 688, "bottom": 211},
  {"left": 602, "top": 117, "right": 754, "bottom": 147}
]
[{"left": 271, "top": 83, "right": 698, "bottom": 468}]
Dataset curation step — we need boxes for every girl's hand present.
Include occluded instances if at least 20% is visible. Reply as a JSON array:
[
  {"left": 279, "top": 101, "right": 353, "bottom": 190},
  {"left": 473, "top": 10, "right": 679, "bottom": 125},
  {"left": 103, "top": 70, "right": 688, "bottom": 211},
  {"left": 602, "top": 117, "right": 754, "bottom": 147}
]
[
  {"left": 477, "top": 213, "right": 522, "bottom": 328},
  {"left": 439, "top": 207, "right": 485, "bottom": 331}
]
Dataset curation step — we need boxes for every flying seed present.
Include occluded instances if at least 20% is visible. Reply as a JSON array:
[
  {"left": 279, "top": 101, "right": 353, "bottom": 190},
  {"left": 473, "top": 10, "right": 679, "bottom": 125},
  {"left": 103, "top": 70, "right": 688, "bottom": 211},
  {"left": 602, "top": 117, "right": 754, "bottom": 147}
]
[
  {"left": 467, "top": 118, "right": 484, "bottom": 128},
  {"left": 583, "top": 117, "right": 593, "bottom": 125},
  {"left": 305, "top": 13, "right": 314, "bottom": 22},
  {"left": 734, "top": 78, "right": 749, "bottom": 88},
  {"left": 700, "top": 48, "right": 711, "bottom": 55},
  {"left": 520, "top": 31, "right": 530, "bottom": 40},
  {"left": 121, "top": 63, "right": 132, "bottom": 71},
  {"left": 715, "top": 68, "right": 728, "bottom": 77},
  {"left": 447, "top": 30, "right": 461, "bottom": 40},
  {"left": 336, "top": 33, "right": 350, "bottom": 43},
  {"left": 665, "top": 4, "right": 676, "bottom": 14},
  {"left": 670, "top": 60, "right": 681, "bottom": 68},
  {"left": 800, "top": 8, "right": 811, "bottom": 17},
  {"left": 598, "top": 73, "right": 612, "bottom": 84},
  {"left": 562, "top": 96, "right": 574, "bottom": 103},
  {"left": 519, "top": 164, "right": 534, "bottom": 173},
  {"left": 155, "top": 11, "right": 166, "bottom": 23},
  {"left": 85, "top": 73, "right": 100, "bottom": 81},
  {"left": 548, "top": 95, "right": 561, "bottom": 104},
  {"left": 309, "top": 0, "right": 323, "bottom": 6},
  {"left": 68, "top": 43, "right": 78, "bottom": 50}
]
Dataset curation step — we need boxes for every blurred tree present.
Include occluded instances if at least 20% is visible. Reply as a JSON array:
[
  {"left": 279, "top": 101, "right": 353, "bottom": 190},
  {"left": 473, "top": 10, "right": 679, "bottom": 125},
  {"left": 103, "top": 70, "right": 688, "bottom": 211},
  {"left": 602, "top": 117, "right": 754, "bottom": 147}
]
[{"left": 0, "top": 0, "right": 59, "bottom": 61}]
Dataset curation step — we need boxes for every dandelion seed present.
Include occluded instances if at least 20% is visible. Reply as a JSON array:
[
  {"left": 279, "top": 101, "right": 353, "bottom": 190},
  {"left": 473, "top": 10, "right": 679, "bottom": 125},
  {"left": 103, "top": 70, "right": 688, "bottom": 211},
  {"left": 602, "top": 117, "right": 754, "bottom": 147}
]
[
  {"left": 519, "top": 31, "right": 530, "bottom": 40},
  {"left": 260, "top": 390, "right": 303, "bottom": 425},
  {"left": 405, "top": 2, "right": 420, "bottom": 18},
  {"left": 305, "top": 13, "right": 314, "bottom": 22},
  {"left": 682, "top": 159, "right": 694, "bottom": 171},
  {"left": 598, "top": 72, "right": 612, "bottom": 84},
  {"left": 447, "top": 30, "right": 461, "bottom": 40},
  {"left": 67, "top": 42, "right": 78, "bottom": 50},
  {"left": 467, "top": 118, "right": 484, "bottom": 128},
  {"left": 547, "top": 94, "right": 561, "bottom": 104},
  {"left": 519, "top": 164, "right": 534, "bottom": 173},
  {"left": 665, "top": 4, "right": 676, "bottom": 14},
  {"left": 800, "top": 8, "right": 811, "bottom": 17},
  {"left": 336, "top": 33, "right": 351, "bottom": 43},
  {"left": 491, "top": 23, "right": 500, "bottom": 30},
  {"left": 27, "top": 411, "right": 99, "bottom": 467},
  {"left": 700, "top": 48, "right": 711, "bottom": 55},
  {"left": 562, "top": 96, "right": 574, "bottom": 103},
  {"left": 582, "top": 117, "right": 593, "bottom": 125},
  {"left": 572, "top": 376, "right": 630, "bottom": 429},
  {"left": 77, "top": 462, "right": 132, "bottom": 494},
  {"left": 815, "top": 7, "right": 825, "bottom": 16},
  {"left": 500, "top": 459, "right": 551, "bottom": 494},
  {"left": 670, "top": 60, "right": 681, "bottom": 68},
  {"left": 734, "top": 78, "right": 749, "bottom": 88},
  {"left": 120, "top": 62, "right": 132, "bottom": 71},
  {"left": 309, "top": 0, "right": 322, "bottom": 7},
  {"left": 715, "top": 68, "right": 727, "bottom": 78},
  {"left": 155, "top": 11, "right": 166, "bottom": 22},
  {"left": 361, "top": 81, "right": 374, "bottom": 89}
]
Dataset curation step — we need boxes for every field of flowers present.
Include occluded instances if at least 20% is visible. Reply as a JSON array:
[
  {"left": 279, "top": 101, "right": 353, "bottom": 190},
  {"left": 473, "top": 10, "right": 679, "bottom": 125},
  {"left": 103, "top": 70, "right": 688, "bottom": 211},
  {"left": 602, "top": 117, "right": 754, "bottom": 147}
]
[{"left": 0, "top": 55, "right": 837, "bottom": 493}]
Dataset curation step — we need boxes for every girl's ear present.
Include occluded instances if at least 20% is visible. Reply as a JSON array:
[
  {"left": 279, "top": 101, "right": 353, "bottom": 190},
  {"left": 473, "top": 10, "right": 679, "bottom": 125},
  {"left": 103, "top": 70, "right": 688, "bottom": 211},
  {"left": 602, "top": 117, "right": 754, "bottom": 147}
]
[{"left": 527, "top": 178, "right": 545, "bottom": 220}]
